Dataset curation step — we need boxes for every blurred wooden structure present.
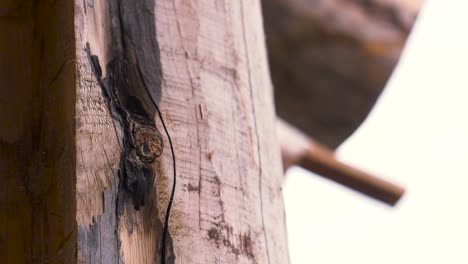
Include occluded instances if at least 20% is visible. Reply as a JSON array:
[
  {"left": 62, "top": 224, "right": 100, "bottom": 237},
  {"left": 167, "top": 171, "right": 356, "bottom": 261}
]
[
  {"left": 263, "top": 0, "right": 423, "bottom": 148},
  {"left": 277, "top": 119, "right": 405, "bottom": 205}
]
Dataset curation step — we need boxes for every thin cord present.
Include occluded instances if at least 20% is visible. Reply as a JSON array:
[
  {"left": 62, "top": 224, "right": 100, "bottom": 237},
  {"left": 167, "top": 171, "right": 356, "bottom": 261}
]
[
  {"left": 86, "top": 42, "right": 176, "bottom": 264},
  {"left": 138, "top": 66, "right": 176, "bottom": 264},
  {"left": 117, "top": 2, "right": 176, "bottom": 259},
  {"left": 150, "top": 94, "right": 176, "bottom": 264}
]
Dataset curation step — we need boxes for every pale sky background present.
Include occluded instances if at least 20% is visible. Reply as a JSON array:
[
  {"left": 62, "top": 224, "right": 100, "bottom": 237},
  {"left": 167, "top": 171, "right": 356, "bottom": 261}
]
[{"left": 283, "top": 0, "right": 468, "bottom": 263}]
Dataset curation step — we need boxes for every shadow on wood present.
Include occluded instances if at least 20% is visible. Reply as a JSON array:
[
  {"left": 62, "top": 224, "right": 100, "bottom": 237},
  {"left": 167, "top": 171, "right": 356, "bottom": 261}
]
[{"left": 0, "top": 1, "right": 76, "bottom": 263}]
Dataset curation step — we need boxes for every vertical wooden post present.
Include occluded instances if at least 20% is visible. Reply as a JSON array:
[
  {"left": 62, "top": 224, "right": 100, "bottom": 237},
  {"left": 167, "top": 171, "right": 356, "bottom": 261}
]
[
  {"left": 0, "top": 1, "right": 76, "bottom": 263},
  {"left": 78, "top": 0, "right": 290, "bottom": 263},
  {"left": 1, "top": 1, "right": 289, "bottom": 262}
]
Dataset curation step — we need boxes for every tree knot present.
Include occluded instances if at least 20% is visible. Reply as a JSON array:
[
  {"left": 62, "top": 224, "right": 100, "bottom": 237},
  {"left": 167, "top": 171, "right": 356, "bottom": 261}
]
[{"left": 130, "top": 120, "right": 163, "bottom": 164}]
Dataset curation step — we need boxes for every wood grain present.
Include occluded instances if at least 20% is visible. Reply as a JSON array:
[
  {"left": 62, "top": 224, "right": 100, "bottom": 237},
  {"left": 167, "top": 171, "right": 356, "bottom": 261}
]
[
  {"left": 0, "top": 1, "right": 76, "bottom": 262},
  {"left": 76, "top": 0, "right": 289, "bottom": 263}
]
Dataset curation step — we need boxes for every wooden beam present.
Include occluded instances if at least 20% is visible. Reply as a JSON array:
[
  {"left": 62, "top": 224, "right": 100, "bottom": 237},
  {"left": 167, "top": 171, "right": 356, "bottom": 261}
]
[
  {"left": 278, "top": 119, "right": 405, "bottom": 206},
  {"left": 0, "top": 1, "right": 75, "bottom": 262},
  {"left": 263, "top": 0, "right": 423, "bottom": 148},
  {"left": 75, "top": 0, "right": 290, "bottom": 262}
]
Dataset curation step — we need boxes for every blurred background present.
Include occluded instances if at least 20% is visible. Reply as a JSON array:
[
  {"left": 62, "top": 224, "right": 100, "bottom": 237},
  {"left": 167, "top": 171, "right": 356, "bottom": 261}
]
[{"left": 262, "top": 0, "right": 468, "bottom": 263}]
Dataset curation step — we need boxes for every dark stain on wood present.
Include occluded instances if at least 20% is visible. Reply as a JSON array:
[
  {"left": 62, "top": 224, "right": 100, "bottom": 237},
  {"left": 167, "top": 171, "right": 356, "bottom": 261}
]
[
  {"left": 208, "top": 228, "right": 220, "bottom": 242},
  {"left": 79, "top": 0, "right": 175, "bottom": 263},
  {"left": 207, "top": 225, "right": 256, "bottom": 261},
  {"left": 186, "top": 183, "right": 200, "bottom": 192},
  {"left": 105, "top": 56, "right": 163, "bottom": 210},
  {"left": 78, "top": 176, "right": 121, "bottom": 263},
  {"left": 203, "top": 174, "right": 255, "bottom": 260}
]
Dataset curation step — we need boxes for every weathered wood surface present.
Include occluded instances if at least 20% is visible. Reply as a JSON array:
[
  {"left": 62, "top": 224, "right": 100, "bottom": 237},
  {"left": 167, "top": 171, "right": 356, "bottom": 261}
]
[
  {"left": 76, "top": 0, "right": 289, "bottom": 263},
  {"left": 0, "top": 1, "right": 76, "bottom": 263},
  {"left": 262, "top": 0, "right": 423, "bottom": 148}
]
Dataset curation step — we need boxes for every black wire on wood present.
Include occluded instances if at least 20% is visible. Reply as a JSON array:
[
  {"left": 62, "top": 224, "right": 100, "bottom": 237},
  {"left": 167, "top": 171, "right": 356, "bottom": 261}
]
[{"left": 85, "top": 43, "right": 176, "bottom": 264}]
